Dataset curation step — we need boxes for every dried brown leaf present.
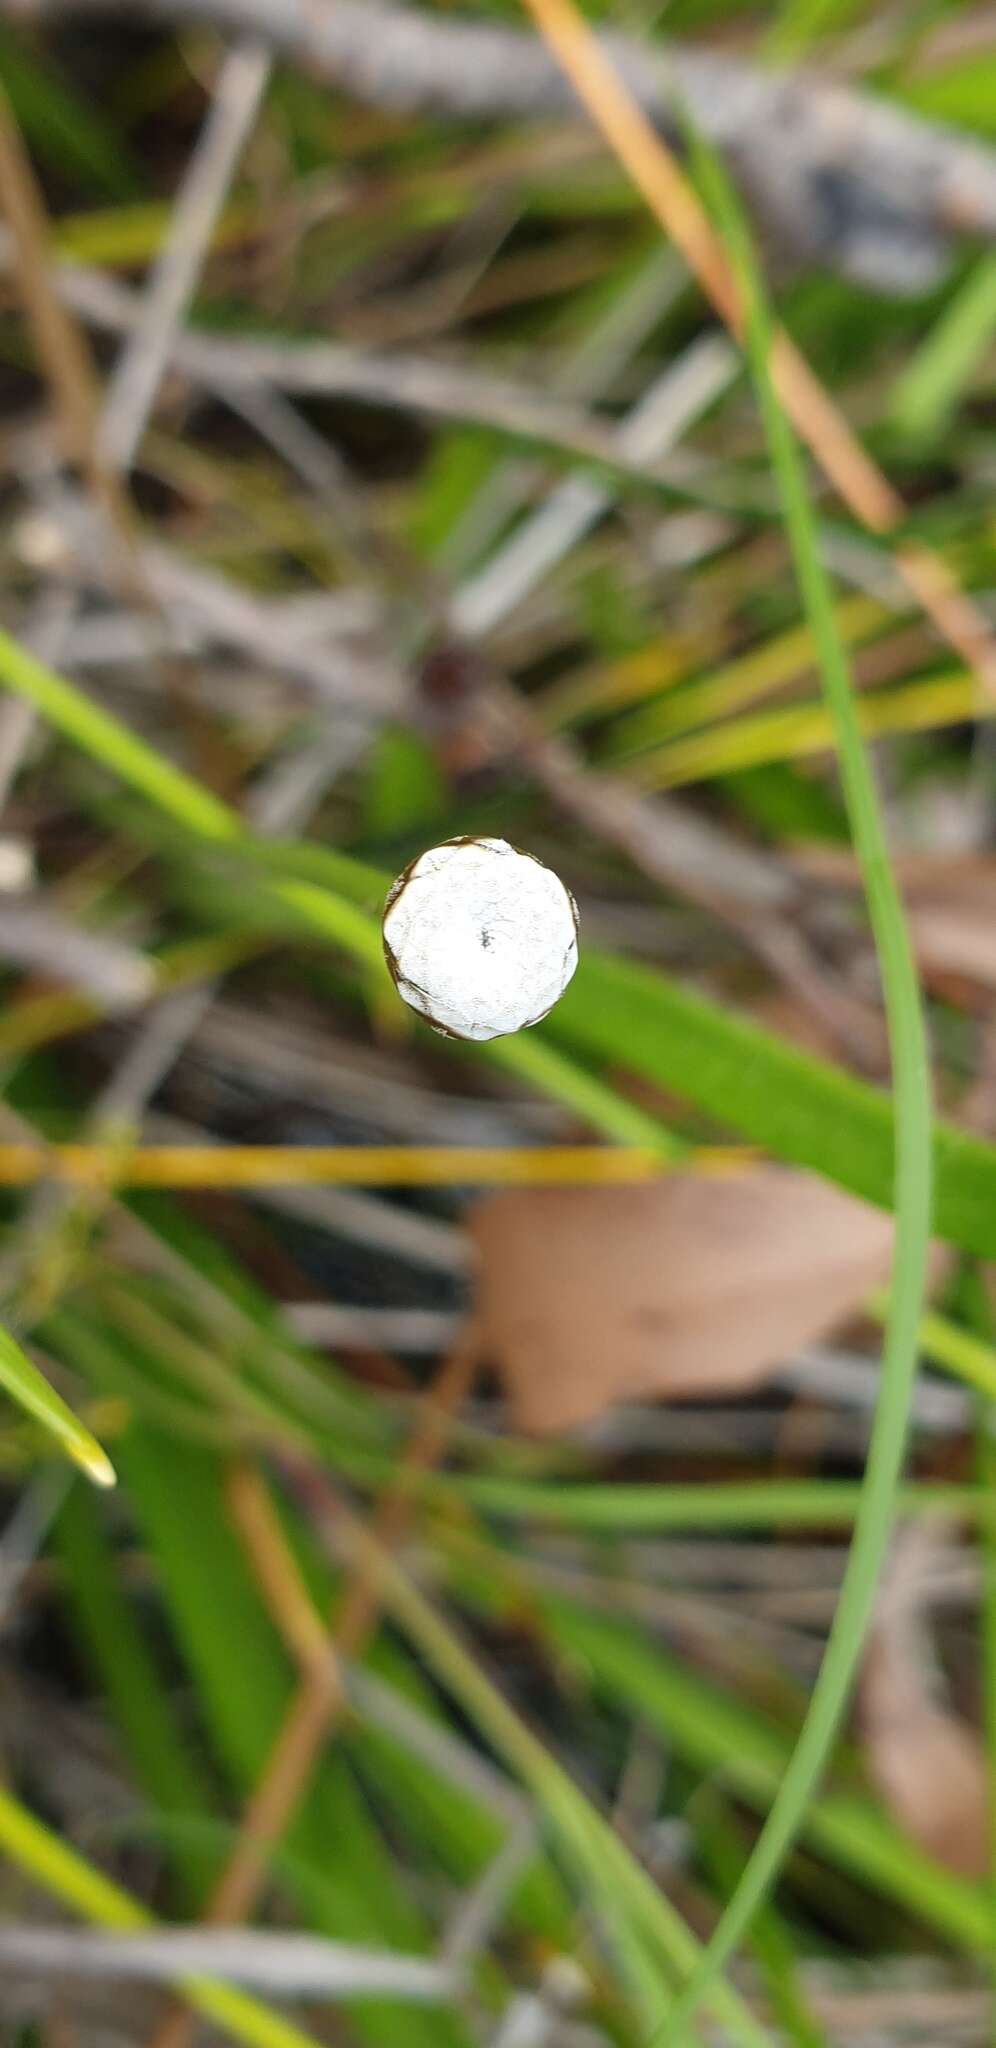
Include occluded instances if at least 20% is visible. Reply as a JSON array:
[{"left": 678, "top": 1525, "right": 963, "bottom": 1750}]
[
  {"left": 796, "top": 849, "right": 996, "bottom": 992},
  {"left": 469, "top": 1167, "right": 895, "bottom": 1433},
  {"left": 911, "top": 910, "right": 996, "bottom": 994}
]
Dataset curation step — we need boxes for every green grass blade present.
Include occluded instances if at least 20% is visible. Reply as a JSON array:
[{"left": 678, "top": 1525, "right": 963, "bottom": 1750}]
[
  {"left": 652, "top": 138, "right": 933, "bottom": 2043},
  {"left": 548, "top": 949, "right": 995, "bottom": 1254},
  {"left": 0, "top": 25, "right": 142, "bottom": 199},
  {"left": 0, "top": 624, "right": 240, "bottom": 843},
  {"left": 53, "top": 1480, "right": 219, "bottom": 1910},
  {"left": 445, "top": 1476, "right": 988, "bottom": 1531},
  {"left": 0, "top": 1320, "right": 115, "bottom": 1486},
  {"left": 976, "top": 1401, "right": 996, "bottom": 2042},
  {"left": 891, "top": 252, "right": 996, "bottom": 444}
]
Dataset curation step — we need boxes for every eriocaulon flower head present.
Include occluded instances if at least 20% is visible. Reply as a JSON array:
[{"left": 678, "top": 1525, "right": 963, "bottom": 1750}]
[{"left": 382, "top": 836, "right": 579, "bottom": 1042}]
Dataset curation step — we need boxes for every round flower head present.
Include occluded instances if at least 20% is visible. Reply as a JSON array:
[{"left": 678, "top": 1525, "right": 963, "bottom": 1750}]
[{"left": 382, "top": 836, "right": 579, "bottom": 1042}]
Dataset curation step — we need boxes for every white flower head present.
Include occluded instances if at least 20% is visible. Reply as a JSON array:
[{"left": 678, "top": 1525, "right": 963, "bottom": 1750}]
[{"left": 382, "top": 836, "right": 579, "bottom": 1042}]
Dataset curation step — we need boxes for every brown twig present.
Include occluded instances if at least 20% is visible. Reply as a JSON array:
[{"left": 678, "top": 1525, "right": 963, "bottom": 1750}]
[
  {"left": 147, "top": 1334, "right": 477, "bottom": 2048},
  {"left": 0, "top": 84, "right": 136, "bottom": 563},
  {"left": 519, "top": 0, "right": 996, "bottom": 700}
]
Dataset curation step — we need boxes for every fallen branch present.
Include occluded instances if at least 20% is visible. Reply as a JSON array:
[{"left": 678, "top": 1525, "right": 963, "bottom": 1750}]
[{"left": 7, "top": 0, "right": 996, "bottom": 292}]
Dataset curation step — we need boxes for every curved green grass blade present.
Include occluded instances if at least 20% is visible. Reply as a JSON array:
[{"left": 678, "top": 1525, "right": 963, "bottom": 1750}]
[
  {"left": 653, "top": 136, "right": 933, "bottom": 2045},
  {"left": 444, "top": 1476, "right": 988, "bottom": 1531},
  {"left": 0, "top": 1320, "right": 115, "bottom": 1486}
]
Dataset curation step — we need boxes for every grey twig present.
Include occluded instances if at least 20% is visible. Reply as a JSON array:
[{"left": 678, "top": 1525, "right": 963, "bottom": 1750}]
[
  {"left": 185, "top": 1004, "right": 561, "bottom": 1144},
  {"left": 47, "top": 265, "right": 697, "bottom": 491},
  {"left": 440, "top": 1815, "right": 538, "bottom": 1965},
  {"left": 97, "top": 38, "right": 270, "bottom": 470},
  {"left": 284, "top": 1303, "right": 464, "bottom": 1354},
  {"left": 435, "top": 248, "right": 685, "bottom": 583},
  {"left": 29, "top": 478, "right": 402, "bottom": 715},
  {"left": 449, "top": 331, "right": 737, "bottom": 639},
  {"left": 0, "top": 895, "right": 154, "bottom": 1009},
  {"left": 6, "top": 0, "right": 996, "bottom": 291},
  {"left": 0, "top": 1924, "right": 455, "bottom": 2000},
  {"left": 0, "top": 1465, "right": 72, "bottom": 1627}
]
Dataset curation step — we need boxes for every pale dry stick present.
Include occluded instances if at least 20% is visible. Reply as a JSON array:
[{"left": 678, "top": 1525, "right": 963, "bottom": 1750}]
[
  {"left": 285, "top": 1304, "right": 463, "bottom": 1353},
  {"left": 0, "top": 1925, "right": 454, "bottom": 2000},
  {"left": 439, "top": 244, "right": 685, "bottom": 581},
  {"left": 148, "top": 1336, "right": 478, "bottom": 2048},
  {"left": 18, "top": 587, "right": 378, "bottom": 676},
  {"left": 449, "top": 329, "right": 737, "bottom": 639},
  {"left": 97, "top": 39, "right": 270, "bottom": 472},
  {"left": 184, "top": 1008, "right": 560, "bottom": 1144},
  {"left": 0, "top": 896, "right": 153, "bottom": 1010},
  {"left": 34, "top": 475, "right": 401, "bottom": 715},
  {"left": 52, "top": 267, "right": 677, "bottom": 475},
  {"left": 489, "top": 1991, "right": 558, "bottom": 2048},
  {"left": 519, "top": 0, "right": 996, "bottom": 697}
]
